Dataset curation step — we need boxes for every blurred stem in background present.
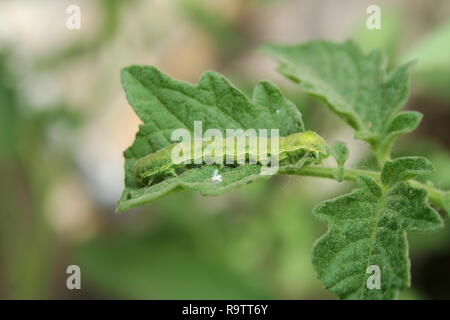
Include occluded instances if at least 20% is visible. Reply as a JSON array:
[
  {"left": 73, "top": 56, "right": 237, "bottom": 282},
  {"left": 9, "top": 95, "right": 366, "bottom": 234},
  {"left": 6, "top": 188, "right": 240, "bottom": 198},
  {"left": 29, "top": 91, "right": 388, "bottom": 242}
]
[
  {"left": 0, "top": 0, "right": 125, "bottom": 298},
  {"left": 0, "top": 52, "right": 81, "bottom": 298},
  {"left": 0, "top": 50, "right": 53, "bottom": 298}
]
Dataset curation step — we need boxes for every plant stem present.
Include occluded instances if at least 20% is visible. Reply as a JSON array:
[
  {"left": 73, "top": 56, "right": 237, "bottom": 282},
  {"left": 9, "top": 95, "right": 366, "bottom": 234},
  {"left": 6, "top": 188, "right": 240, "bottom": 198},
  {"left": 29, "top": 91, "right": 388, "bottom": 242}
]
[{"left": 279, "top": 165, "right": 449, "bottom": 213}]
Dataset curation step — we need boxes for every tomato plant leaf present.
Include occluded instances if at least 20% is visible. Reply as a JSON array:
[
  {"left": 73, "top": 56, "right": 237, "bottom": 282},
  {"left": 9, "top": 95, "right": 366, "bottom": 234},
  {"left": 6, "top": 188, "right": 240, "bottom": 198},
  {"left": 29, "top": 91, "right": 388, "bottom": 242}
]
[
  {"left": 312, "top": 156, "right": 443, "bottom": 299},
  {"left": 330, "top": 141, "right": 349, "bottom": 182},
  {"left": 330, "top": 141, "right": 349, "bottom": 168},
  {"left": 262, "top": 40, "right": 419, "bottom": 158},
  {"left": 117, "top": 66, "right": 309, "bottom": 212},
  {"left": 381, "top": 156, "right": 434, "bottom": 187}
]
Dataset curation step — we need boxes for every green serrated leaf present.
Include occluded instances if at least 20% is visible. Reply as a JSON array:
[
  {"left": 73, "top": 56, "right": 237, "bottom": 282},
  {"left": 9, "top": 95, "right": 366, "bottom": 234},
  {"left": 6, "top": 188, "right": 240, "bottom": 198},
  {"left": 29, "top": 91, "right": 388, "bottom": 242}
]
[
  {"left": 385, "top": 111, "right": 422, "bottom": 138},
  {"left": 118, "top": 66, "right": 307, "bottom": 211},
  {"left": 381, "top": 156, "right": 434, "bottom": 187},
  {"left": 330, "top": 141, "right": 349, "bottom": 182},
  {"left": 331, "top": 141, "right": 349, "bottom": 167},
  {"left": 262, "top": 40, "right": 417, "bottom": 159},
  {"left": 312, "top": 157, "right": 443, "bottom": 299}
]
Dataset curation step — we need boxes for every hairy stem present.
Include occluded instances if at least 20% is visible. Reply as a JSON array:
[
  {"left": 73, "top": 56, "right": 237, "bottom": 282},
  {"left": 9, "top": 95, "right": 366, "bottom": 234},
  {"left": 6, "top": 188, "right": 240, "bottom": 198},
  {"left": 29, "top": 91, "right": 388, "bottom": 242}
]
[{"left": 279, "top": 165, "right": 449, "bottom": 212}]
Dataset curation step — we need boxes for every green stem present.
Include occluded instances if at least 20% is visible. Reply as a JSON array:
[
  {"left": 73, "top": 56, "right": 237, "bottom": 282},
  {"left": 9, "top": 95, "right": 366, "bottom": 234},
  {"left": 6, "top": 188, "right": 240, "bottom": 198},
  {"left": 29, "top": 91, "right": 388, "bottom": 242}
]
[
  {"left": 372, "top": 141, "right": 391, "bottom": 167},
  {"left": 279, "top": 165, "right": 449, "bottom": 212},
  {"left": 279, "top": 166, "right": 379, "bottom": 181}
]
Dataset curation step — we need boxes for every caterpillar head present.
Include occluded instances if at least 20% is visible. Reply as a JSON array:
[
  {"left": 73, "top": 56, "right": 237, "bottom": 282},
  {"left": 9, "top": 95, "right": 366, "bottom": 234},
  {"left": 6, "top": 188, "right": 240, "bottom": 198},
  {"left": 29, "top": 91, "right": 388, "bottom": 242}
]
[{"left": 282, "top": 131, "right": 329, "bottom": 163}]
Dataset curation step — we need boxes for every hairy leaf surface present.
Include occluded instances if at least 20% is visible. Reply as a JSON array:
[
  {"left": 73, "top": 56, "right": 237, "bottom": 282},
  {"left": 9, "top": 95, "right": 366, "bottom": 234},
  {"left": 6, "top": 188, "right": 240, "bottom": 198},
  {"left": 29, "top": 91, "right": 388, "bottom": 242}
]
[
  {"left": 263, "top": 40, "right": 421, "bottom": 156},
  {"left": 330, "top": 141, "right": 349, "bottom": 182},
  {"left": 312, "top": 157, "right": 443, "bottom": 299}
]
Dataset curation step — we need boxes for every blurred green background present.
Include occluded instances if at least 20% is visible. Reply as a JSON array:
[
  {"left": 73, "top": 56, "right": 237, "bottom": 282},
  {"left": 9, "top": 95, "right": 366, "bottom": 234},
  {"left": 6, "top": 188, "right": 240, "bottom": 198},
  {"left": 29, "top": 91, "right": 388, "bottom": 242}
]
[{"left": 0, "top": 0, "right": 449, "bottom": 299}]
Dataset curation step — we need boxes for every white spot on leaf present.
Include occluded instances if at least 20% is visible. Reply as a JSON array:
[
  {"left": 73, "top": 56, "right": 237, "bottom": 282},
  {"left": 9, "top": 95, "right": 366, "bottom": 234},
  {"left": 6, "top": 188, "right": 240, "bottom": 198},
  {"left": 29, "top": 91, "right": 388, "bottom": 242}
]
[{"left": 211, "top": 169, "right": 222, "bottom": 183}]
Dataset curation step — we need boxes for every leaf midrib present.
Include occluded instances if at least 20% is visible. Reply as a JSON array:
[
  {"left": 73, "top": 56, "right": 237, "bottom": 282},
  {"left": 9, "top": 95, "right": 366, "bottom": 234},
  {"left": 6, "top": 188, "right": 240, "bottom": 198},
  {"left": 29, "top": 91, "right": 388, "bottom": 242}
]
[{"left": 359, "top": 188, "right": 386, "bottom": 299}]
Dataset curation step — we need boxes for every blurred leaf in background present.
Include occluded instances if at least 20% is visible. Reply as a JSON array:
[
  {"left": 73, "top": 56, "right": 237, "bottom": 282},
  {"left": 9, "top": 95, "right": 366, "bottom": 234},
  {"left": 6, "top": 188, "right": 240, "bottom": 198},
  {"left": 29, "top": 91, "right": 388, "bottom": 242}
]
[
  {"left": 353, "top": 5, "right": 406, "bottom": 62},
  {"left": 403, "top": 21, "right": 450, "bottom": 100},
  {"left": 180, "top": 0, "right": 243, "bottom": 59}
]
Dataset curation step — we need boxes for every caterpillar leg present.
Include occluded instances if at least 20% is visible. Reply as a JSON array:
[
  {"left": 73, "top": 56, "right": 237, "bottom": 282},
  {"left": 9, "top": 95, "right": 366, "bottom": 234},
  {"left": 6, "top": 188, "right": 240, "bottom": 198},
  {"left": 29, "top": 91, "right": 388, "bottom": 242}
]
[
  {"left": 295, "top": 152, "right": 314, "bottom": 168},
  {"left": 169, "top": 168, "right": 178, "bottom": 177},
  {"left": 283, "top": 152, "right": 314, "bottom": 170}
]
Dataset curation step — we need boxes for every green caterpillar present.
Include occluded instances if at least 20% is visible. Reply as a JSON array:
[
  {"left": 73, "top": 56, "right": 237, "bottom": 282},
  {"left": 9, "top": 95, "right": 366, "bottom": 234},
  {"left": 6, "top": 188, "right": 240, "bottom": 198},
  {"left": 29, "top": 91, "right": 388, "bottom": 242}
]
[{"left": 133, "top": 131, "right": 329, "bottom": 185}]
